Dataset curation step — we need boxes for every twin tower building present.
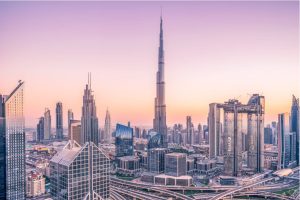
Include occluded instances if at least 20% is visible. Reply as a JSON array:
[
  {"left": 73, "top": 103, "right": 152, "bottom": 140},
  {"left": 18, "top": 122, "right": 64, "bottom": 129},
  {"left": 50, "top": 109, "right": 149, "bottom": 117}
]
[{"left": 209, "top": 95, "right": 265, "bottom": 176}]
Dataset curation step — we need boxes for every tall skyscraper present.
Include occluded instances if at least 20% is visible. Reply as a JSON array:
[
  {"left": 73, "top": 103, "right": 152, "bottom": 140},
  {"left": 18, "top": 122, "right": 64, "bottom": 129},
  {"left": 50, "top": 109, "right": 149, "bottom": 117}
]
[
  {"left": 37, "top": 117, "right": 44, "bottom": 142},
  {"left": 277, "top": 113, "right": 290, "bottom": 169},
  {"left": 186, "top": 116, "right": 194, "bottom": 145},
  {"left": 290, "top": 95, "right": 299, "bottom": 165},
  {"left": 0, "top": 95, "right": 5, "bottom": 199},
  {"left": 55, "top": 102, "right": 63, "bottom": 139},
  {"left": 209, "top": 103, "right": 221, "bottom": 159},
  {"left": 246, "top": 94, "right": 265, "bottom": 173},
  {"left": 115, "top": 123, "right": 133, "bottom": 157},
  {"left": 67, "top": 109, "right": 74, "bottom": 126},
  {"left": 44, "top": 108, "right": 51, "bottom": 140},
  {"left": 81, "top": 73, "right": 99, "bottom": 146},
  {"left": 104, "top": 109, "right": 111, "bottom": 144},
  {"left": 153, "top": 16, "right": 167, "bottom": 148},
  {"left": 0, "top": 81, "right": 26, "bottom": 199}
]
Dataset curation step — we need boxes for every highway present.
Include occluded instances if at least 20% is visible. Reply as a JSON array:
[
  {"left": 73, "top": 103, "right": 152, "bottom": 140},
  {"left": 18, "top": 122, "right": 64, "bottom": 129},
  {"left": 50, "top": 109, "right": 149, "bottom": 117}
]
[{"left": 110, "top": 167, "right": 300, "bottom": 200}]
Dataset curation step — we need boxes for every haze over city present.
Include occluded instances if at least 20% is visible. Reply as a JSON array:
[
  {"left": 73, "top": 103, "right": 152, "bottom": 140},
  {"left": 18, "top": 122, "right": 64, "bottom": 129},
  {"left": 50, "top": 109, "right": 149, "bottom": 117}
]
[{"left": 0, "top": 1, "right": 298, "bottom": 128}]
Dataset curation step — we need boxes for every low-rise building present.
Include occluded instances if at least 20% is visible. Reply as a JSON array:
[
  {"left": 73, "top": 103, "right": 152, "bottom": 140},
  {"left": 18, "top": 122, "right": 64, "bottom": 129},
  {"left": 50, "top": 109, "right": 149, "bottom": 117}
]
[
  {"left": 117, "top": 156, "right": 141, "bottom": 176},
  {"left": 26, "top": 171, "right": 45, "bottom": 197}
]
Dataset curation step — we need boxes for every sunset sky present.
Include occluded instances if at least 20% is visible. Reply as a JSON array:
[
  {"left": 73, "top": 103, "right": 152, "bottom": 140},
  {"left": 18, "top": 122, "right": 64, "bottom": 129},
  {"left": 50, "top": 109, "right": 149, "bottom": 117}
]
[{"left": 0, "top": 1, "right": 299, "bottom": 128}]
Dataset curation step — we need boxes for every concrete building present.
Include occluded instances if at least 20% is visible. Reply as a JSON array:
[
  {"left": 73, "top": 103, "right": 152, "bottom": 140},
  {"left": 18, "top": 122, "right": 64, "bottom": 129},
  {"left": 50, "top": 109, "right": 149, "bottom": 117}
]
[
  {"left": 67, "top": 109, "right": 74, "bottom": 126},
  {"left": 56, "top": 102, "right": 63, "bottom": 139},
  {"left": 154, "top": 174, "right": 192, "bottom": 186},
  {"left": 69, "top": 120, "right": 81, "bottom": 145},
  {"left": 44, "top": 108, "right": 51, "bottom": 140},
  {"left": 26, "top": 171, "right": 45, "bottom": 197},
  {"left": 116, "top": 156, "right": 140, "bottom": 176},
  {"left": 0, "top": 81, "right": 26, "bottom": 199},
  {"left": 165, "top": 153, "right": 187, "bottom": 177},
  {"left": 209, "top": 103, "right": 221, "bottom": 159},
  {"left": 50, "top": 141, "right": 110, "bottom": 199}
]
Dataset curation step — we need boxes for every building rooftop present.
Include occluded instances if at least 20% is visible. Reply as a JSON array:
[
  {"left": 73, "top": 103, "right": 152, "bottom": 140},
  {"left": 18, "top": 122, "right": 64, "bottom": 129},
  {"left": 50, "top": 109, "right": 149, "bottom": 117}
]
[
  {"left": 50, "top": 141, "right": 82, "bottom": 167},
  {"left": 155, "top": 174, "right": 192, "bottom": 179},
  {"left": 166, "top": 152, "right": 187, "bottom": 157}
]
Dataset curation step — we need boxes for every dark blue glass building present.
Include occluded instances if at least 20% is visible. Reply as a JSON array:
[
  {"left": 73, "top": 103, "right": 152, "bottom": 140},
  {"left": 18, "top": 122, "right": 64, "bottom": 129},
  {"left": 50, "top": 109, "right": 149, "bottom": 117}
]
[
  {"left": 115, "top": 123, "right": 133, "bottom": 157},
  {"left": 290, "top": 95, "right": 299, "bottom": 165}
]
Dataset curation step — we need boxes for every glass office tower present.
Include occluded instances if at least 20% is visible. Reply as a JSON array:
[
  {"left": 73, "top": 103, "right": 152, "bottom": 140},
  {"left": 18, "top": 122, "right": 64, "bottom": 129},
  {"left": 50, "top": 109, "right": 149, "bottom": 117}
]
[
  {"left": 50, "top": 141, "right": 110, "bottom": 200},
  {"left": 115, "top": 123, "right": 133, "bottom": 157},
  {"left": 0, "top": 81, "right": 25, "bottom": 199}
]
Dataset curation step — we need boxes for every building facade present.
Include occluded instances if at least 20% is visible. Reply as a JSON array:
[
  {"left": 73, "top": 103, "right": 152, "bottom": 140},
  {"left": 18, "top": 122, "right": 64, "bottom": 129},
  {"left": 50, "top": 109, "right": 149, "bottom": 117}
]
[
  {"left": 0, "top": 81, "right": 26, "bottom": 199},
  {"left": 50, "top": 141, "right": 110, "bottom": 200},
  {"left": 26, "top": 171, "right": 45, "bottom": 197},
  {"left": 103, "top": 109, "right": 111, "bottom": 144},
  {"left": 81, "top": 73, "right": 99, "bottom": 146},
  {"left": 56, "top": 102, "right": 63, "bottom": 139},
  {"left": 153, "top": 16, "right": 167, "bottom": 148},
  {"left": 148, "top": 148, "right": 168, "bottom": 174},
  {"left": 209, "top": 103, "right": 221, "bottom": 159},
  {"left": 44, "top": 108, "right": 51, "bottom": 140},
  {"left": 165, "top": 153, "right": 187, "bottom": 177},
  {"left": 115, "top": 123, "right": 133, "bottom": 157},
  {"left": 290, "top": 95, "right": 299, "bottom": 165},
  {"left": 69, "top": 120, "right": 81, "bottom": 145},
  {"left": 37, "top": 117, "right": 44, "bottom": 142}
]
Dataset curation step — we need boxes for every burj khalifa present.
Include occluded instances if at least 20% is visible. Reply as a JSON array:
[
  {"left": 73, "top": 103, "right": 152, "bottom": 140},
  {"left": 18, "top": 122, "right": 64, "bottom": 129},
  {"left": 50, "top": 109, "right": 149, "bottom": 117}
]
[{"left": 153, "top": 16, "right": 167, "bottom": 148}]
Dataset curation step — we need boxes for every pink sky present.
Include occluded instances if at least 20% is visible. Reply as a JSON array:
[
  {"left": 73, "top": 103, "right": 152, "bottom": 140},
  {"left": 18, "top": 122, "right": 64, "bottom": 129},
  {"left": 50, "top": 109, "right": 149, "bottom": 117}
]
[{"left": 0, "top": 1, "right": 299, "bottom": 128}]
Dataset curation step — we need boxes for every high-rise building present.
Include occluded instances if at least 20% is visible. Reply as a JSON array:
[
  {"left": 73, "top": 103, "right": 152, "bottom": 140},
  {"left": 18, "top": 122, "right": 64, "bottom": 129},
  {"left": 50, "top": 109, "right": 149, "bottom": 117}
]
[
  {"left": 264, "top": 126, "right": 273, "bottom": 144},
  {"left": 50, "top": 141, "right": 110, "bottom": 199},
  {"left": 115, "top": 123, "right": 133, "bottom": 157},
  {"left": 69, "top": 120, "right": 81, "bottom": 145},
  {"left": 271, "top": 121, "right": 277, "bottom": 144},
  {"left": 44, "top": 108, "right": 51, "bottom": 140},
  {"left": 56, "top": 102, "right": 63, "bottom": 139},
  {"left": 290, "top": 95, "right": 299, "bottom": 165},
  {"left": 222, "top": 100, "right": 243, "bottom": 176},
  {"left": 0, "top": 81, "right": 26, "bottom": 199},
  {"left": 165, "top": 153, "right": 187, "bottom": 177},
  {"left": 246, "top": 94, "right": 265, "bottom": 173},
  {"left": 67, "top": 109, "right": 74, "bottom": 126},
  {"left": 285, "top": 132, "right": 297, "bottom": 166},
  {"left": 153, "top": 16, "right": 167, "bottom": 148},
  {"left": 0, "top": 95, "right": 5, "bottom": 199},
  {"left": 278, "top": 113, "right": 290, "bottom": 169},
  {"left": 26, "top": 171, "right": 45, "bottom": 197},
  {"left": 37, "top": 117, "right": 44, "bottom": 142},
  {"left": 198, "top": 123, "right": 203, "bottom": 144},
  {"left": 104, "top": 109, "right": 111, "bottom": 144},
  {"left": 148, "top": 148, "right": 168, "bottom": 174},
  {"left": 209, "top": 103, "right": 221, "bottom": 159},
  {"left": 186, "top": 116, "right": 194, "bottom": 145},
  {"left": 81, "top": 73, "right": 99, "bottom": 146}
]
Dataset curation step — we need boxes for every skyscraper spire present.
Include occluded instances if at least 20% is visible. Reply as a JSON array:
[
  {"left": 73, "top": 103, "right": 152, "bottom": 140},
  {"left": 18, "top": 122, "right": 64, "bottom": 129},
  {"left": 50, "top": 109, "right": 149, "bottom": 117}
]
[
  {"left": 81, "top": 74, "right": 99, "bottom": 146},
  {"left": 153, "top": 15, "right": 167, "bottom": 148}
]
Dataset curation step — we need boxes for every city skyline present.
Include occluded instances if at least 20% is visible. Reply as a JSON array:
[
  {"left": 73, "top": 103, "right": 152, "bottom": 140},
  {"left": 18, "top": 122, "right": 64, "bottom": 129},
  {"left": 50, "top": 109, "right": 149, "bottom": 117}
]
[{"left": 0, "top": 1, "right": 299, "bottom": 128}]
